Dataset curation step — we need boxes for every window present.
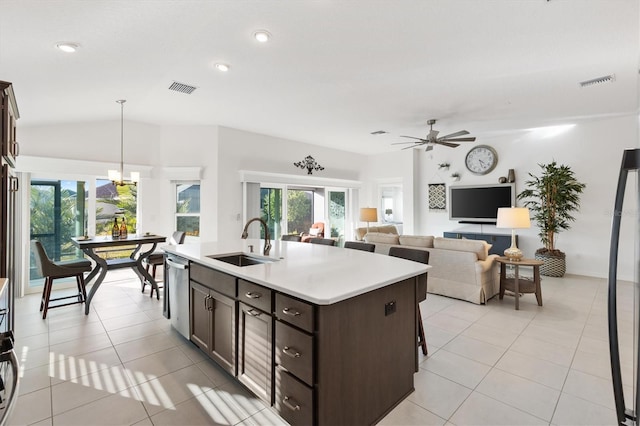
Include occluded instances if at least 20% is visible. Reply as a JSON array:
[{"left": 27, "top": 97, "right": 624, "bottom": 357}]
[
  {"left": 95, "top": 179, "right": 137, "bottom": 236},
  {"left": 287, "top": 189, "right": 313, "bottom": 235},
  {"left": 176, "top": 182, "right": 200, "bottom": 237},
  {"left": 261, "top": 187, "right": 283, "bottom": 240},
  {"left": 30, "top": 179, "right": 87, "bottom": 286}
]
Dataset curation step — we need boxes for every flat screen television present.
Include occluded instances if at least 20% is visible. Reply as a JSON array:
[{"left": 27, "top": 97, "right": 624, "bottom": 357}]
[{"left": 449, "top": 183, "right": 516, "bottom": 223}]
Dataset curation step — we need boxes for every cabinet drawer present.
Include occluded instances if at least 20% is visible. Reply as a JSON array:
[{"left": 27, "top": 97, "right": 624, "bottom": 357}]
[
  {"left": 238, "top": 279, "right": 272, "bottom": 313},
  {"left": 190, "top": 263, "right": 236, "bottom": 298},
  {"left": 275, "top": 293, "right": 314, "bottom": 332},
  {"left": 275, "top": 321, "right": 313, "bottom": 386},
  {"left": 275, "top": 367, "right": 313, "bottom": 426}
]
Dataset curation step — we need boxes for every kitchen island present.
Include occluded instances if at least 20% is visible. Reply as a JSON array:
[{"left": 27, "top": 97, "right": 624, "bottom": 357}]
[{"left": 164, "top": 239, "right": 430, "bottom": 425}]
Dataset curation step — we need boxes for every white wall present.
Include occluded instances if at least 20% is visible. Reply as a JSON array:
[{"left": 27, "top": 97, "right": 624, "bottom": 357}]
[
  {"left": 412, "top": 114, "right": 639, "bottom": 280},
  {"left": 216, "top": 126, "right": 365, "bottom": 242}
]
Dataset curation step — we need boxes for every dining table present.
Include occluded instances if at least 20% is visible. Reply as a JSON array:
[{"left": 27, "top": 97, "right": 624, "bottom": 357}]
[{"left": 71, "top": 234, "right": 166, "bottom": 314}]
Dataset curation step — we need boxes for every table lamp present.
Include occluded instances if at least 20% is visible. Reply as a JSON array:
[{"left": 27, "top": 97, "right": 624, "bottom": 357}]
[
  {"left": 359, "top": 207, "right": 378, "bottom": 233},
  {"left": 496, "top": 207, "right": 530, "bottom": 261}
]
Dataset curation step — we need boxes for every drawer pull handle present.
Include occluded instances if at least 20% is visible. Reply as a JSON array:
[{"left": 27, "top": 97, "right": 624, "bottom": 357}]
[
  {"left": 247, "top": 308, "right": 261, "bottom": 317},
  {"left": 245, "top": 291, "right": 262, "bottom": 299},
  {"left": 282, "top": 307, "right": 301, "bottom": 317},
  {"left": 282, "top": 346, "right": 301, "bottom": 358},
  {"left": 282, "top": 396, "right": 301, "bottom": 411}
]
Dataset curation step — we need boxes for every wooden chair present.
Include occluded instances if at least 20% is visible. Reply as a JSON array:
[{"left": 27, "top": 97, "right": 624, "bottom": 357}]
[
  {"left": 143, "top": 231, "right": 186, "bottom": 296},
  {"left": 281, "top": 235, "right": 302, "bottom": 242},
  {"left": 388, "top": 246, "right": 429, "bottom": 356},
  {"left": 31, "top": 240, "right": 92, "bottom": 319},
  {"left": 309, "top": 237, "right": 336, "bottom": 246},
  {"left": 344, "top": 241, "right": 375, "bottom": 252}
]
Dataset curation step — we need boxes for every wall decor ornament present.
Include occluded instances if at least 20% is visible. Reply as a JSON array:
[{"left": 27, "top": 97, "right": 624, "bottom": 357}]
[
  {"left": 294, "top": 155, "right": 325, "bottom": 174},
  {"left": 428, "top": 183, "right": 446, "bottom": 210}
]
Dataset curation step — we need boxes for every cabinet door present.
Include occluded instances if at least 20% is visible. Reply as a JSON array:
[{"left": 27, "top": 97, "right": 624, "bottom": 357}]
[
  {"left": 190, "top": 281, "right": 211, "bottom": 353},
  {"left": 238, "top": 302, "right": 273, "bottom": 404},
  {"left": 210, "top": 290, "right": 237, "bottom": 376}
]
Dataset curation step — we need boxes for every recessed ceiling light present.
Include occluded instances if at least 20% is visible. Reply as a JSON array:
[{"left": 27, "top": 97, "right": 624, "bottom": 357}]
[
  {"left": 215, "top": 63, "right": 230, "bottom": 72},
  {"left": 55, "top": 42, "right": 79, "bottom": 53},
  {"left": 253, "top": 30, "right": 271, "bottom": 43}
]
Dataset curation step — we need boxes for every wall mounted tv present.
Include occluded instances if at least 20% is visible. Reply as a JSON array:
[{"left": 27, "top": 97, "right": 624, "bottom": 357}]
[{"left": 449, "top": 183, "right": 516, "bottom": 224}]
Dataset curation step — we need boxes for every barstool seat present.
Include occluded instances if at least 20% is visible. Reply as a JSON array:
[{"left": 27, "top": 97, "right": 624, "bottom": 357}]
[
  {"left": 142, "top": 231, "right": 186, "bottom": 297},
  {"left": 31, "top": 240, "right": 92, "bottom": 319}
]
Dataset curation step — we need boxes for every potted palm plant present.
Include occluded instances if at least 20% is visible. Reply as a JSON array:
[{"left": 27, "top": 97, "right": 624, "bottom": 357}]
[{"left": 517, "top": 161, "right": 586, "bottom": 277}]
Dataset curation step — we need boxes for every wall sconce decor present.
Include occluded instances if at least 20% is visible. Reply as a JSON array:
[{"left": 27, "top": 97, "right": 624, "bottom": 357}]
[{"left": 294, "top": 155, "right": 325, "bottom": 174}]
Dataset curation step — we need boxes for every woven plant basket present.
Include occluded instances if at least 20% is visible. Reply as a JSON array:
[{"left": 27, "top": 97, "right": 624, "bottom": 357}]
[{"left": 535, "top": 252, "right": 566, "bottom": 277}]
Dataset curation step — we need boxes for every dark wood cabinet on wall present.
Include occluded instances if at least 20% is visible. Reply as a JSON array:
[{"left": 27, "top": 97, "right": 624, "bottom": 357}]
[
  {"left": 1, "top": 81, "right": 19, "bottom": 168},
  {"left": 0, "top": 81, "right": 19, "bottom": 334}
]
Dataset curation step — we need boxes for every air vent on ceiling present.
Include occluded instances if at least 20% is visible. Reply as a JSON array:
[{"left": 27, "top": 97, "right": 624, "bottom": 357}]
[
  {"left": 370, "top": 130, "right": 388, "bottom": 135},
  {"left": 579, "top": 74, "right": 616, "bottom": 88},
  {"left": 168, "top": 81, "right": 197, "bottom": 94}
]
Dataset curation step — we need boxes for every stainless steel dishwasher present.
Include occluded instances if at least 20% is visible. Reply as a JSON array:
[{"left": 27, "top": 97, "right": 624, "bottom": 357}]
[{"left": 165, "top": 254, "right": 190, "bottom": 339}]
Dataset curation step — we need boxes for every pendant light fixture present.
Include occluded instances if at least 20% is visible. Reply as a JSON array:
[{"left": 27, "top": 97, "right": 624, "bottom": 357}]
[{"left": 108, "top": 100, "right": 139, "bottom": 186}]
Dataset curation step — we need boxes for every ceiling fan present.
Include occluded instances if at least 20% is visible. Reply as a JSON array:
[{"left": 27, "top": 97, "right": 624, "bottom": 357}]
[{"left": 393, "top": 119, "right": 476, "bottom": 151}]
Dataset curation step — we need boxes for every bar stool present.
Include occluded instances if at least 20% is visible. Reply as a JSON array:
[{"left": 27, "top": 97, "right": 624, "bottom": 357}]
[
  {"left": 143, "top": 231, "right": 186, "bottom": 297},
  {"left": 388, "top": 246, "right": 429, "bottom": 356},
  {"left": 344, "top": 241, "right": 376, "bottom": 252},
  {"left": 31, "top": 240, "right": 92, "bottom": 319}
]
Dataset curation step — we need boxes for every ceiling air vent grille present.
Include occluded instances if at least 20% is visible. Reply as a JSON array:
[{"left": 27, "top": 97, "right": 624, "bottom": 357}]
[
  {"left": 168, "top": 81, "right": 197, "bottom": 94},
  {"left": 579, "top": 74, "right": 616, "bottom": 88}
]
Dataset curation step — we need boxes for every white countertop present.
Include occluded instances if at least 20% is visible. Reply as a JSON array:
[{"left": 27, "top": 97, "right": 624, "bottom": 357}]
[{"left": 164, "top": 239, "right": 430, "bottom": 305}]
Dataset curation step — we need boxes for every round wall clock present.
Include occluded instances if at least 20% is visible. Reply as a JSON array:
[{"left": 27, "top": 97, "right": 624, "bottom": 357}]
[{"left": 465, "top": 145, "right": 498, "bottom": 175}]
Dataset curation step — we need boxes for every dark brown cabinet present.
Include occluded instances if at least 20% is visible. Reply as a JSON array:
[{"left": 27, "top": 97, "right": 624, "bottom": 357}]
[
  {"left": 0, "top": 81, "right": 18, "bottom": 335},
  {"left": 185, "top": 260, "right": 419, "bottom": 425},
  {"left": 238, "top": 301, "right": 273, "bottom": 404},
  {"left": 0, "top": 81, "right": 19, "bottom": 168},
  {"left": 189, "top": 266, "right": 237, "bottom": 376}
]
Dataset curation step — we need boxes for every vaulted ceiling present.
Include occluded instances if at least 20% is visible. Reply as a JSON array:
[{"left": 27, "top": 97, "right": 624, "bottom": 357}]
[{"left": 1, "top": 0, "right": 638, "bottom": 154}]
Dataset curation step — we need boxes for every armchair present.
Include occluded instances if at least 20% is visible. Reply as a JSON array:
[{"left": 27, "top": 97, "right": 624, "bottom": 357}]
[{"left": 301, "top": 222, "right": 325, "bottom": 243}]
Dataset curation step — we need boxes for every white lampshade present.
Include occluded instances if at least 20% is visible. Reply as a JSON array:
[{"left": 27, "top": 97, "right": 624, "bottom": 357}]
[
  {"left": 359, "top": 208, "right": 378, "bottom": 223},
  {"left": 496, "top": 207, "right": 531, "bottom": 229}
]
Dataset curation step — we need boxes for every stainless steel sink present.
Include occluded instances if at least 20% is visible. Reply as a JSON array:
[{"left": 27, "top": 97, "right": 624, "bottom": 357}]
[{"left": 206, "top": 253, "right": 276, "bottom": 267}]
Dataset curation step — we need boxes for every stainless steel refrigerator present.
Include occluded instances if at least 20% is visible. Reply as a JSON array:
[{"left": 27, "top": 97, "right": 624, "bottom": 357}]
[{"left": 609, "top": 148, "right": 640, "bottom": 425}]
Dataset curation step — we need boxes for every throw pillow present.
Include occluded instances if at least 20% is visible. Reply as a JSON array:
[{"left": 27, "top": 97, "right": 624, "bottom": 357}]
[{"left": 309, "top": 227, "right": 320, "bottom": 237}]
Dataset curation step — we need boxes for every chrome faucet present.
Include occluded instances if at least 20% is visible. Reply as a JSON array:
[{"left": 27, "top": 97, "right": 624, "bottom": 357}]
[{"left": 241, "top": 217, "right": 271, "bottom": 256}]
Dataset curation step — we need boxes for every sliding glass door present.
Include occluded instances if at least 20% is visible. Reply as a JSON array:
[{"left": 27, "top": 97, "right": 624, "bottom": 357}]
[
  {"left": 29, "top": 179, "right": 87, "bottom": 289},
  {"left": 327, "top": 189, "right": 346, "bottom": 246}
]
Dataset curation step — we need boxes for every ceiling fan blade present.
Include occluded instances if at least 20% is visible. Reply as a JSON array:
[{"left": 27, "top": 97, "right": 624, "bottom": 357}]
[
  {"left": 439, "top": 130, "right": 469, "bottom": 139},
  {"left": 392, "top": 141, "right": 423, "bottom": 145},
  {"left": 400, "top": 135, "right": 428, "bottom": 141},
  {"left": 425, "top": 145, "right": 434, "bottom": 152},
  {"left": 434, "top": 141, "right": 460, "bottom": 148},
  {"left": 440, "top": 137, "right": 476, "bottom": 142},
  {"left": 401, "top": 145, "right": 419, "bottom": 150},
  {"left": 428, "top": 130, "right": 439, "bottom": 139}
]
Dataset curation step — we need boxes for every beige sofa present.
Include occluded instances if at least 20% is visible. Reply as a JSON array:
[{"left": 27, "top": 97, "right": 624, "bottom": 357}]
[
  {"left": 363, "top": 233, "right": 499, "bottom": 304},
  {"left": 354, "top": 224, "right": 398, "bottom": 241}
]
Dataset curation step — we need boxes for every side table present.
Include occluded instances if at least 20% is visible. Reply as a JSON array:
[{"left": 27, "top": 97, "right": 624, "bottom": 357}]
[{"left": 495, "top": 257, "right": 544, "bottom": 310}]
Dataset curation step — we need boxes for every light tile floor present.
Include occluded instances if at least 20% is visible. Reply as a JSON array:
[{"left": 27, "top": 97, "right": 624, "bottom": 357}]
[{"left": 9, "top": 270, "right": 632, "bottom": 425}]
